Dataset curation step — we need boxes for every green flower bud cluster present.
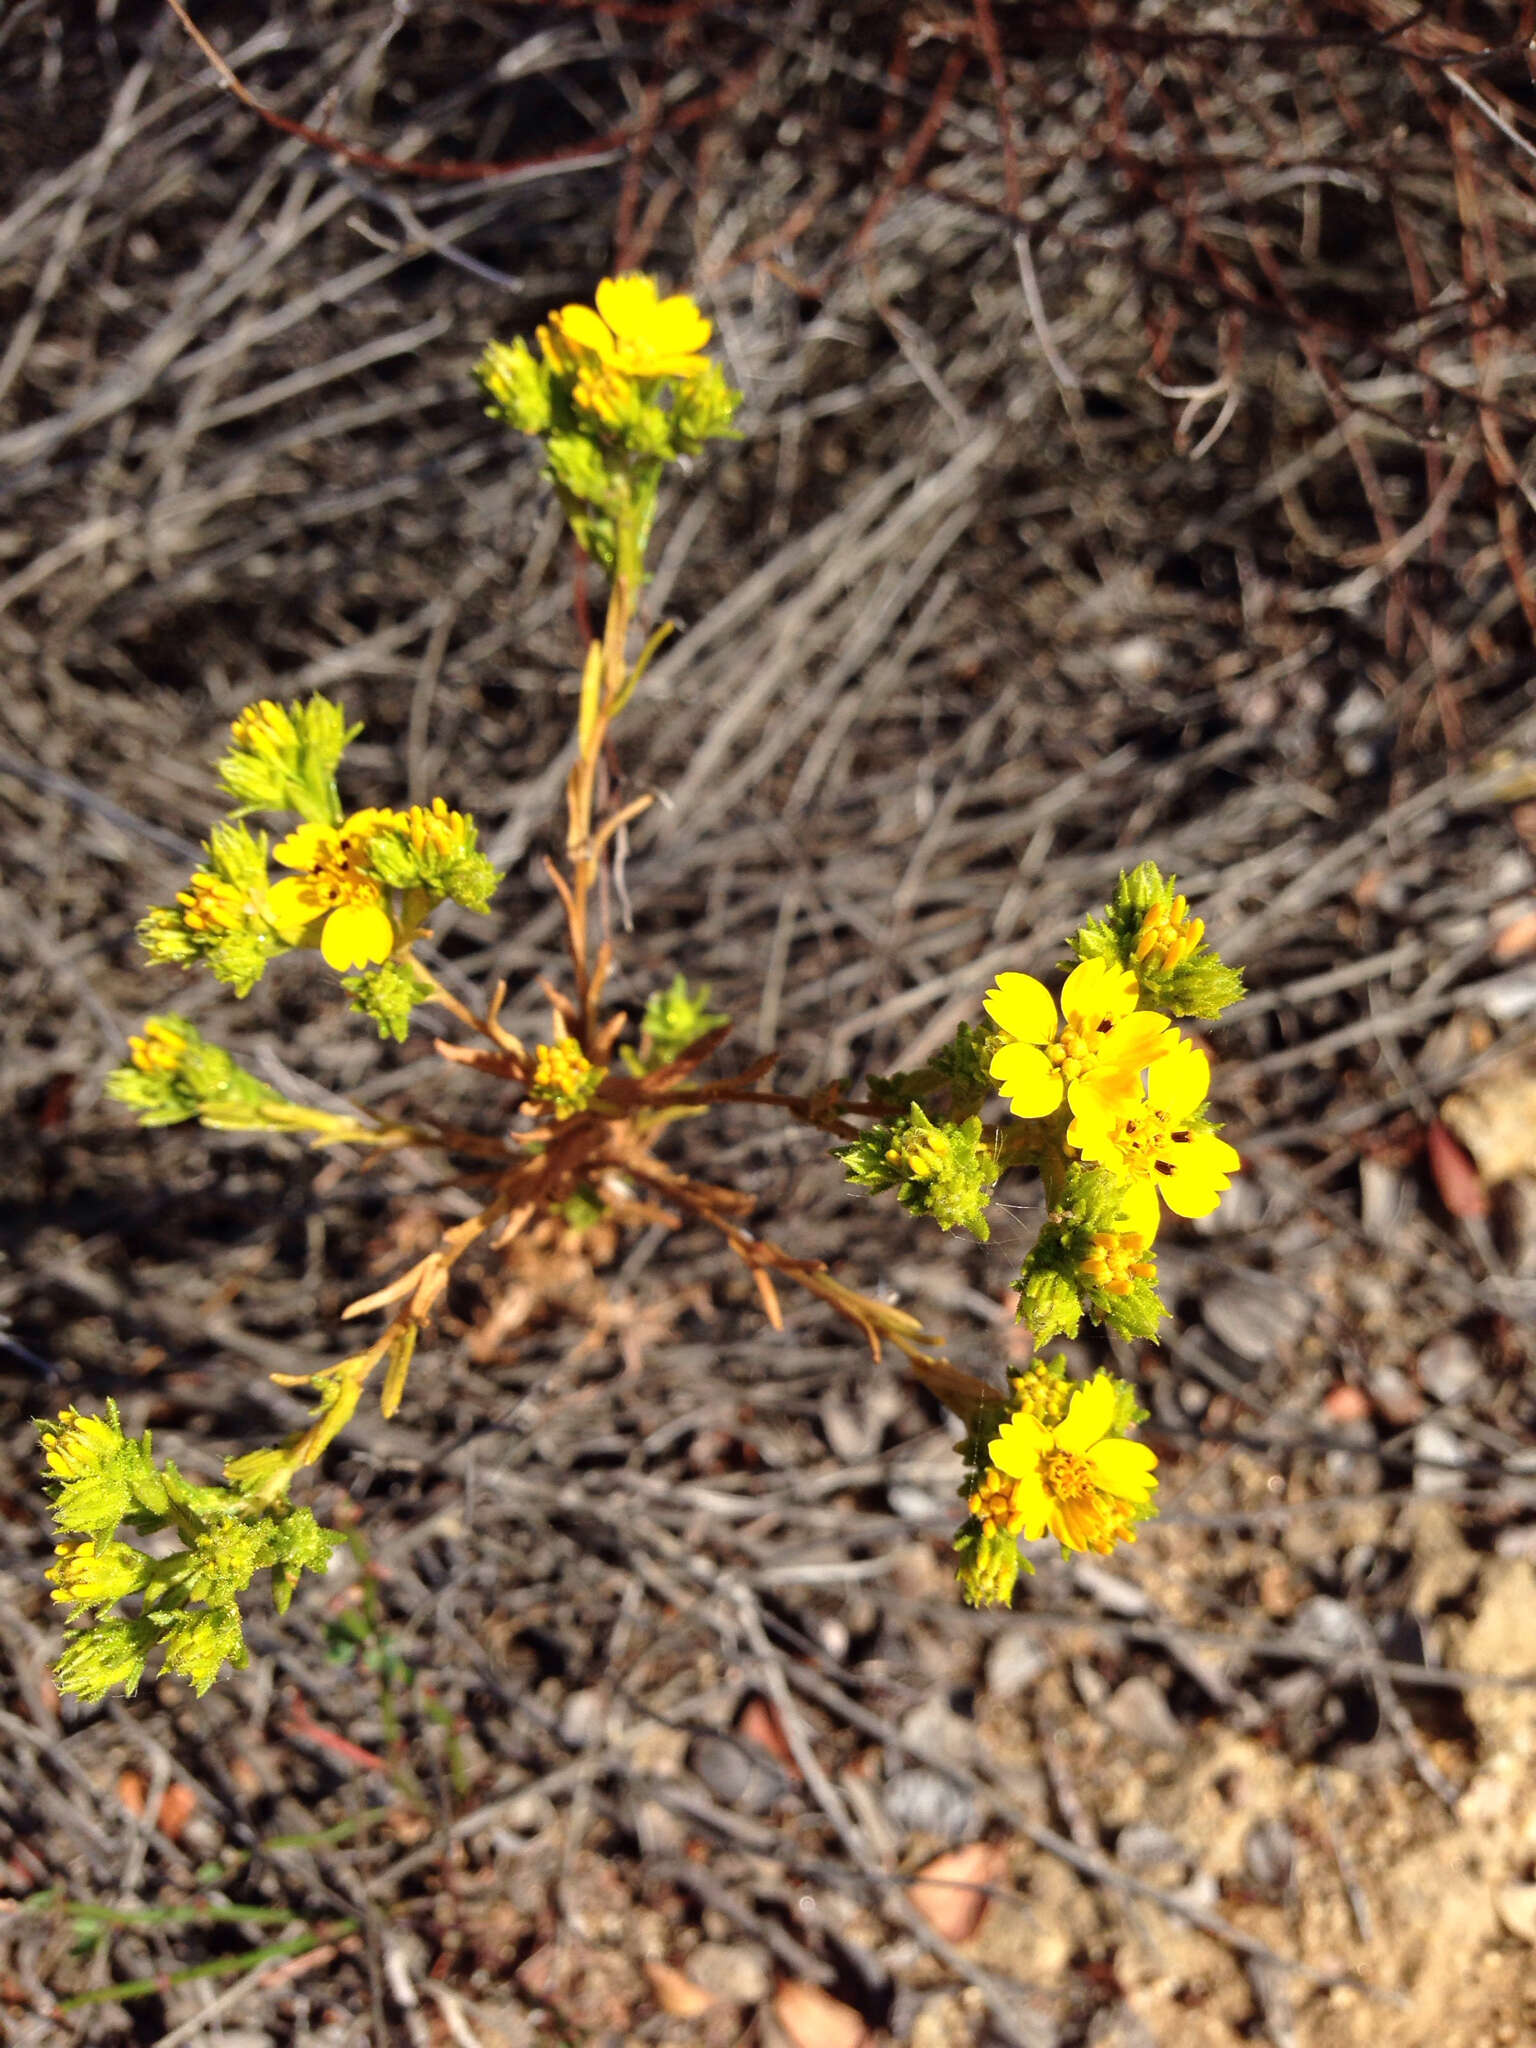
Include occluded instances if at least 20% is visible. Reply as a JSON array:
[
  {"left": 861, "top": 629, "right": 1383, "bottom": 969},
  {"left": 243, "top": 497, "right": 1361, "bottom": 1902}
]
[
  {"left": 622, "top": 972, "right": 730, "bottom": 1073},
  {"left": 106, "top": 1013, "right": 283, "bottom": 1128},
  {"left": 342, "top": 956, "right": 436, "bottom": 1043},
  {"left": 1073, "top": 860, "right": 1245, "bottom": 1019},
  {"left": 38, "top": 1400, "right": 341, "bottom": 1701},
  {"left": 137, "top": 820, "right": 281, "bottom": 996},
  {"left": 1015, "top": 1165, "right": 1168, "bottom": 1344},
  {"left": 838, "top": 1102, "right": 999, "bottom": 1242},
  {"left": 217, "top": 695, "right": 360, "bottom": 827}
]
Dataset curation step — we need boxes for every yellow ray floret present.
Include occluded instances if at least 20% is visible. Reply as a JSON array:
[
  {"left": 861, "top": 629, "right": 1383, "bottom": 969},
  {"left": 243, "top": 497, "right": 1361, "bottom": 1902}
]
[
  {"left": 267, "top": 811, "right": 396, "bottom": 972},
  {"left": 979, "top": 1376, "right": 1158, "bottom": 1555},
  {"left": 1068, "top": 1037, "right": 1240, "bottom": 1219},
  {"left": 985, "top": 958, "right": 1172, "bottom": 1120}
]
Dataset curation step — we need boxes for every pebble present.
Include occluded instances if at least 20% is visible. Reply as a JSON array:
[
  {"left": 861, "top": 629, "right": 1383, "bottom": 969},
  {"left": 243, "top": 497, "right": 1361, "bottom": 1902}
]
[
  {"left": 1243, "top": 1816, "right": 1296, "bottom": 1893},
  {"left": 1359, "top": 1157, "right": 1410, "bottom": 1245},
  {"left": 1072, "top": 1560, "right": 1153, "bottom": 1617},
  {"left": 888, "top": 1481, "right": 949, "bottom": 1523},
  {"left": 1114, "top": 1822, "right": 1188, "bottom": 1873},
  {"left": 1101, "top": 1675, "right": 1186, "bottom": 1751},
  {"left": 1203, "top": 1275, "right": 1311, "bottom": 1363},
  {"left": 1416, "top": 1331, "right": 1483, "bottom": 1405},
  {"left": 685, "top": 1941, "right": 771, "bottom": 2005},
  {"left": 558, "top": 1687, "right": 609, "bottom": 1750},
  {"left": 984, "top": 1630, "right": 1050, "bottom": 1701},
  {"left": 882, "top": 1766, "right": 976, "bottom": 1842},
  {"left": 688, "top": 1733, "right": 788, "bottom": 1813},
  {"left": 1290, "top": 1596, "right": 1361, "bottom": 1654},
  {"left": 1495, "top": 1883, "right": 1536, "bottom": 1946},
  {"left": 1413, "top": 1418, "right": 1469, "bottom": 1496}
]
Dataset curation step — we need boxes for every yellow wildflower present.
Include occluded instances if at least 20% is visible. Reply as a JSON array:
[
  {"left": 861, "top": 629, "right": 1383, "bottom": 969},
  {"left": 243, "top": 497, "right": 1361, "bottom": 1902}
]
[
  {"left": 540, "top": 274, "right": 712, "bottom": 420},
  {"left": 128, "top": 1019, "right": 187, "bottom": 1075},
  {"left": 48, "top": 1535, "right": 146, "bottom": 1609},
  {"left": 229, "top": 699, "right": 297, "bottom": 759},
  {"left": 531, "top": 1036, "right": 604, "bottom": 1118},
  {"left": 985, "top": 958, "right": 1172, "bottom": 1120},
  {"left": 1134, "top": 892, "right": 1205, "bottom": 975},
  {"left": 1068, "top": 1037, "right": 1240, "bottom": 1220},
  {"left": 38, "top": 1407, "right": 121, "bottom": 1484},
  {"left": 398, "top": 796, "right": 473, "bottom": 862},
  {"left": 983, "top": 1376, "right": 1158, "bottom": 1555},
  {"left": 177, "top": 870, "right": 249, "bottom": 935},
  {"left": 267, "top": 810, "right": 396, "bottom": 972}
]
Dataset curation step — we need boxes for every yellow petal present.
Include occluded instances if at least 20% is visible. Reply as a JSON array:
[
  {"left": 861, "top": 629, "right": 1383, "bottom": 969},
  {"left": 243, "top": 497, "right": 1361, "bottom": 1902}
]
[
  {"left": 983, "top": 972, "right": 1055, "bottom": 1044},
  {"left": 1147, "top": 1038, "right": 1210, "bottom": 1119},
  {"left": 1060, "top": 957, "right": 1139, "bottom": 1029},
  {"left": 990, "top": 1042, "right": 1063, "bottom": 1119},
  {"left": 647, "top": 294, "right": 712, "bottom": 357},
  {"left": 988, "top": 1411, "right": 1050, "bottom": 1480},
  {"left": 273, "top": 822, "right": 330, "bottom": 871},
  {"left": 1115, "top": 1178, "right": 1161, "bottom": 1242},
  {"left": 1086, "top": 1436, "right": 1158, "bottom": 1503},
  {"left": 595, "top": 273, "right": 661, "bottom": 340},
  {"left": 1156, "top": 1144, "right": 1234, "bottom": 1219},
  {"left": 1054, "top": 1375, "right": 1117, "bottom": 1453},
  {"left": 320, "top": 901, "right": 394, "bottom": 971},
  {"left": 1011, "top": 1469, "right": 1051, "bottom": 1541},
  {"left": 552, "top": 302, "right": 616, "bottom": 363},
  {"left": 1065, "top": 1063, "right": 1149, "bottom": 1123},
  {"left": 265, "top": 874, "right": 321, "bottom": 936}
]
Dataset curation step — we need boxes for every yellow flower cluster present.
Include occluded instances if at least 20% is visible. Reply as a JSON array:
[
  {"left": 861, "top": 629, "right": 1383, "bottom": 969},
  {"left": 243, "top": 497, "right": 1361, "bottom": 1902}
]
[
  {"left": 531, "top": 1036, "right": 604, "bottom": 1119},
  {"left": 969, "top": 1376, "right": 1157, "bottom": 1558},
  {"left": 38, "top": 1407, "right": 121, "bottom": 1484},
  {"left": 1134, "top": 893, "right": 1204, "bottom": 975},
  {"left": 984, "top": 962, "right": 1238, "bottom": 1223},
  {"left": 128, "top": 1018, "right": 188, "bottom": 1075},
  {"left": 539, "top": 274, "right": 712, "bottom": 424},
  {"left": 229, "top": 698, "right": 298, "bottom": 759},
  {"left": 396, "top": 795, "right": 473, "bottom": 862}
]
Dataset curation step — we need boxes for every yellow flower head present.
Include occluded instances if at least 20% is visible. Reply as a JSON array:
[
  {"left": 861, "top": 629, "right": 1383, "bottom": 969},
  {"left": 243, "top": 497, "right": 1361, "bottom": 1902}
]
[
  {"left": 1134, "top": 892, "right": 1205, "bottom": 975},
  {"left": 540, "top": 274, "right": 712, "bottom": 418},
  {"left": 980, "top": 1375, "right": 1158, "bottom": 1555},
  {"left": 48, "top": 1535, "right": 145, "bottom": 1609},
  {"left": 38, "top": 1407, "right": 121, "bottom": 1484},
  {"left": 986, "top": 958, "right": 1172, "bottom": 1121},
  {"left": 177, "top": 870, "right": 249, "bottom": 936},
  {"left": 399, "top": 796, "right": 473, "bottom": 863},
  {"left": 1068, "top": 1037, "right": 1240, "bottom": 1220},
  {"left": 128, "top": 1019, "right": 188, "bottom": 1076},
  {"left": 229, "top": 698, "right": 297, "bottom": 760},
  {"left": 531, "top": 1036, "right": 604, "bottom": 1119},
  {"left": 267, "top": 810, "right": 396, "bottom": 972},
  {"left": 1078, "top": 1177, "right": 1160, "bottom": 1297}
]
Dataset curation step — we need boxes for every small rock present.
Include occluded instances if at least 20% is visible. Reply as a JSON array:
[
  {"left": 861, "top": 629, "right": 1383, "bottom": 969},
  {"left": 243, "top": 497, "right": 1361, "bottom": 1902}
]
[
  {"left": 1087, "top": 2005, "right": 1159, "bottom": 2048},
  {"left": 888, "top": 1481, "right": 948, "bottom": 1523},
  {"left": 900, "top": 1695, "right": 978, "bottom": 1766},
  {"left": 1203, "top": 1275, "right": 1310, "bottom": 1363},
  {"left": 1073, "top": 1659, "right": 1111, "bottom": 1712},
  {"left": 1413, "top": 1418, "right": 1469, "bottom": 1497},
  {"left": 1243, "top": 1816, "right": 1295, "bottom": 1893},
  {"left": 882, "top": 1766, "right": 976, "bottom": 1843},
  {"left": 558, "top": 1688, "right": 609, "bottom": 1750},
  {"left": 1291, "top": 1596, "right": 1362, "bottom": 1654},
  {"left": 1366, "top": 1361, "right": 1423, "bottom": 1425},
  {"left": 1101, "top": 1676, "right": 1185, "bottom": 1751},
  {"left": 685, "top": 1941, "right": 771, "bottom": 2006},
  {"left": 1416, "top": 1332, "right": 1483, "bottom": 1406},
  {"left": 985, "top": 1630, "right": 1050, "bottom": 1700},
  {"left": 688, "top": 1733, "right": 788, "bottom": 1812},
  {"left": 1359, "top": 1157, "right": 1410, "bottom": 1245},
  {"left": 1072, "top": 1561, "right": 1153, "bottom": 1617},
  {"left": 1114, "top": 1822, "right": 1188, "bottom": 1873},
  {"left": 1495, "top": 1883, "right": 1536, "bottom": 1945}
]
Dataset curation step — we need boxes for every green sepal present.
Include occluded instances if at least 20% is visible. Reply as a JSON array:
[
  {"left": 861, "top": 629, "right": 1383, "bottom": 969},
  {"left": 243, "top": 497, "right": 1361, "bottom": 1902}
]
[{"left": 343, "top": 957, "right": 434, "bottom": 1041}]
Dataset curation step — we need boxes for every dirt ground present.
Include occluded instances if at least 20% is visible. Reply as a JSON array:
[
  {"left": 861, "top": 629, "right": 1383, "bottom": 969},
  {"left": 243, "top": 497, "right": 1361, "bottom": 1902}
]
[{"left": 5, "top": 4, "right": 1536, "bottom": 2044}]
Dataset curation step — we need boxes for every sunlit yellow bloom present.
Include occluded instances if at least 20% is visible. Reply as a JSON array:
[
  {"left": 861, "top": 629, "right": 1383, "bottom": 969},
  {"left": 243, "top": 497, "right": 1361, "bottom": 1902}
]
[
  {"left": 267, "top": 810, "right": 396, "bottom": 972},
  {"left": 986, "top": 958, "right": 1172, "bottom": 1120},
  {"left": 542, "top": 274, "right": 712, "bottom": 388},
  {"left": 229, "top": 699, "right": 297, "bottom": 759},
  {"left": 1068, "top": 1038, "right": 1240, "bottom": 1220},
  {"left": 128, "top": 1019, "right": 188, "bottom": 1075},
  {"left": 177, "top": 871, "right": 248, "bottom": 935},
  {"left": 38, "top": 1408, "right": 120, "bottom": 1484},
  {"left": 531, "top": 1036, "right": 604, "bottom": 1119},
  {"left": 48, "top": 1536, "right": 145, "bottom": 1609},
  {"left": 398, "top": 796, "right": 473, "bottom": 862},
  {"left": 983, "top": 1376, "right": 1157, "bottom": 1555},
  {"left": 1134, "top": 892, "right": 1205, "bottom": 975}
]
